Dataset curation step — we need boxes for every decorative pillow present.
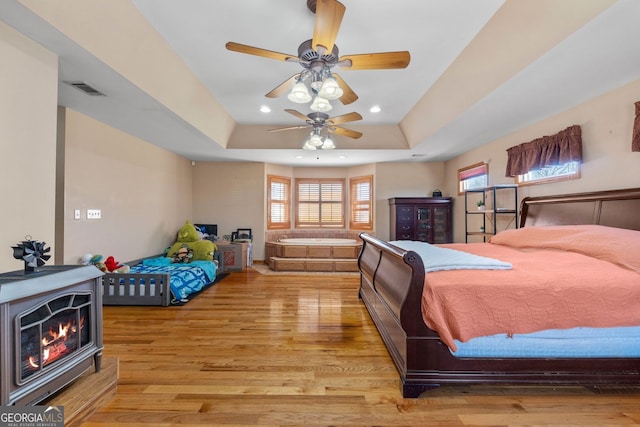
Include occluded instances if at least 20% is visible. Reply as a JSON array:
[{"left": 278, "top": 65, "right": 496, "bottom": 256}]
[
  {"left": 489, "top": 224, "right": 640, "bottom": 273},
  {"left": 166, "top": 240, "right": 216, "bottom": 262},
  {"left": 177, "top": 220, "right": 198, "bottom": 243}
]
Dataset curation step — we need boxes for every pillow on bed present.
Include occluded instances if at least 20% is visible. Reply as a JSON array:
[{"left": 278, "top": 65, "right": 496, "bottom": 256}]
[
  {"left": 177, "top": 220, "right": 198, "bottom": 243},
  {"left": 166, "top": 240, "right": 216, "bottom": 262},
  {"left": 489, "top": 224, "right": 640, "bottom": 273}
]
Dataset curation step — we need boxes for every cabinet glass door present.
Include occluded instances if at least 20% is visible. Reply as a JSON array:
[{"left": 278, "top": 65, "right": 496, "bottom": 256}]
[
  {"left": 432, "top": 207, "right": 449, "bottom": 243},
  {"left": 416, "top": 207, "right": 431, "bottom": 241}
]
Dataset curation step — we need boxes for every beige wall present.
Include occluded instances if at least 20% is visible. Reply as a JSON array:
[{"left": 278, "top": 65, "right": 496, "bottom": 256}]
[
  {"left": 62, "top": 109, "right": 193, "bottom": 264},
  {"left": 0, "top": 22, "right": 58, "bottom": 273},
  {"left": 194, "top": 163, "right": 378, "bottom": 261},
  {"left": 374, "top": 162, "right": 446, "bottom": 241},
  {"left": 192, "top": 162, "right": 266, "bottom": 259},
  {"left": 445, "top": 78, "right": 640, "bottom": 243}
]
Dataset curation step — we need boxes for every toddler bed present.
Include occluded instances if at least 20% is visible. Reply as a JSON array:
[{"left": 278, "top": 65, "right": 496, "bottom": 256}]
[
  {"left": 102, "top": 255, "right": 220, "bottom": 306},
  {"left": 102, "top": 222, "right": 221, "bottom": 306},
  {"left": 358, "top": 187, "right": 640, "bottom": 397}
]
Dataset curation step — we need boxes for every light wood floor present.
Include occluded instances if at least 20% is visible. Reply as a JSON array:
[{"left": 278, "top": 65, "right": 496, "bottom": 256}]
[{"left": 83, "top": 267, "right": 640, "bottom": 426}]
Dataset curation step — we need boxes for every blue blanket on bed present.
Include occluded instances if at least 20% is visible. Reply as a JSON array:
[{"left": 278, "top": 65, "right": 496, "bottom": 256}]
[
  {"left": 388, "top": 240, "right": 512, "bottom": 272},
  {"left": 130, "top": 257, "right": 217, "bottom": 301}
]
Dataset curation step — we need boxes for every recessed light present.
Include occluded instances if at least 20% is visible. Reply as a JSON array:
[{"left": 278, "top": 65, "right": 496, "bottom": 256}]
[
  {"left": 339, "top": 155, "right": 346, "bottom": 159},
  {"left": 370, "top": 105, "right": 381, "bottom": 113},
  {"left": 295, "top": 155, "right": 303, "bottom": 159},
  {"left": 260, "top": 105, "right": 271, "bottom": 113}
]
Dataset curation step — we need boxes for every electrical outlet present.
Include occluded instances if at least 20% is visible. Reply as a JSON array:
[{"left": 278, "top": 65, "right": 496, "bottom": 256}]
[
  {"left": 87, "top": 209, "right": 101, "bottom": 219},
  {"left": 74, "top": 209, "right": 81, "bottom": 220}
]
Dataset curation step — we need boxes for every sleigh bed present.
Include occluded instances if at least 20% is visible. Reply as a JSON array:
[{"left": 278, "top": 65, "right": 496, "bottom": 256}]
[{"left": 358, "top": 187, "right": 640, "bottom": 397}]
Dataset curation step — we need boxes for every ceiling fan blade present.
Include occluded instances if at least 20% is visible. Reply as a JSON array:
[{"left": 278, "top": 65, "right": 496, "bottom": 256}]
[
  {"left": 339, "top": 51, "right": 411, "bottom": 70},
  {"left": 327, "top": 112, "right": 362, "bottom": 125},
  {"left": 333, "top": 74, "right": 358, "bottom": 105},
  {"left": 329, "top": 126, "right": 362, "bottom": 139},
  {"left": 312, "top": 0, "right": 345, "bottom": 54},
  {"left": 225, "top": 42, "right": 297, "bottom": 62},
  {"left": 268, "top": 125, "right": 309, "bottom": 133},
  {"left": 284, "top": 109, "right": 311, "bottom": 122},
  {"left": 265, "top": 74, "right": 301, "bottom": 98}
]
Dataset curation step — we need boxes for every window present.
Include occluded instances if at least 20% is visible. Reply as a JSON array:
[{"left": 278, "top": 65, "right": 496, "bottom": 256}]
[
  {"left": 458, "top": 162, "right": 488, "bottom": 195},
  {"left": 516, "top": 161, "right": 580, "bottom": 185},
  {"left": 349, "top": 175, "right": 373, "bottom": 230},
  {"left": 267, "top": 175, "right": 290, "bottom": 230},
  {"left": 295, "top": 178, "right": 345, "bottom": 228},
  {"left": 505, "top": 125, "right": 582, "bottom": 185}
]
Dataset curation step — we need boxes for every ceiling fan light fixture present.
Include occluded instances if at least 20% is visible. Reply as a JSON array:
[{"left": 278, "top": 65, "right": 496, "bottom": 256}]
[
  {"left": 318, "top": 76, "right": 343, "bottom": 100},
  {"left": 310, "top": 95, "right": 332, "bottom": 112},
  {"left": 309, "top": 132, "right": 324, "bottom": 147},
  {"left": 288, "top": 82, "right": 312, "bottom": 103},
  {"left": 302, "top": 140, "right": 317, "bottom": 150},
  {"left": 310, "top": 74, "right": 324, "bottom": 92},
  {"left": 322, "top": 136, "right": 335, "bottom": 149}
]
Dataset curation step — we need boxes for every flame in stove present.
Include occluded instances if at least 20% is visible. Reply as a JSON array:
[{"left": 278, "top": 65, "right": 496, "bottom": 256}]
[
  {"left": 25, "top": 316, "right": 86, "bottom": 372},
  {"left": 28, "top": 356, "right": 39, "bottom": 368},
  {"left": 42, "top": 321, "right": 72, "bottom": 346}
]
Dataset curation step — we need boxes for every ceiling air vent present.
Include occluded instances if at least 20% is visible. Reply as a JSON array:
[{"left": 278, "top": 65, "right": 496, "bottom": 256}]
[{"left": 64, "top": 81, "right": 105, "bottom": 96}]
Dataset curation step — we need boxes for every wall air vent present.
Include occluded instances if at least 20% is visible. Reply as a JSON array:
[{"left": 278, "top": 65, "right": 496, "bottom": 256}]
[{"left": 63, "top": 81, "right": 105, "bottom": 96}]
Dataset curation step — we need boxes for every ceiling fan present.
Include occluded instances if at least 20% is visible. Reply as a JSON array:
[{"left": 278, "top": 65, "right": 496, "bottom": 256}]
[
  {"left": 225, "top": 0, "right": 410, "bottom": 106},
  {"left": 269, "top": 109, "right": 363, "bottom": 149}
]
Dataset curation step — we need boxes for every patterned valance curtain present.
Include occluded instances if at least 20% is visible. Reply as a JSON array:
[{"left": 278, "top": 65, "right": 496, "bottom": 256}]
[
  {"left": 505, "top": 125, "right": 582, "bottom": 177},
  {"left": 633, "top": 101, "right": 640, "bottom": 152}
]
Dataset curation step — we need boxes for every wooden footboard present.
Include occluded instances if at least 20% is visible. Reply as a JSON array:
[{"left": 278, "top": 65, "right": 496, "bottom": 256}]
[{"left": 358, "top": 233, "right": 439, "bottom": 396}]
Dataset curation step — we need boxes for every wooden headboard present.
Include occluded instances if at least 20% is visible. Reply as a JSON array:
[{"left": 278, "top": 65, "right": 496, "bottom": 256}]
[{"left": 520, "top": 187, "right": 640, "bottom": 231}]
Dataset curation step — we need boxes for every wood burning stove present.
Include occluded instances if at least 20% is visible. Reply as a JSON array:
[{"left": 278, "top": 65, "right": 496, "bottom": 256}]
[{"left": 0, "top": 265, "right": 103, "bottom": 405}]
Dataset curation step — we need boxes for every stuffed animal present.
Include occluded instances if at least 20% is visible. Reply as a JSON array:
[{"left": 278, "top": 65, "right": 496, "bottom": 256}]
[
  {"left": 89, "top": 254, "right": 107, "bottom": 272},
  {"left": 171, "top": 244, "right": 193, "bottom": 263},
  {"left": 80, "top": 253, "right": 93, "bottom": 265},
  {"left": 104, "top": 255, "right": 128, "bottom": 272},
  {"left": 114, "top": 264, "right": 130, "bottom": 273}
]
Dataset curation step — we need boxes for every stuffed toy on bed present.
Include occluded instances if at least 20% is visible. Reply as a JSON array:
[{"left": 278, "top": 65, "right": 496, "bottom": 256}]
[
  {"left": 104, "top": 255, "right": 130, "bottom": 273},
  {"left": 166, "top": 220, "right": 217, "bottom": 262},
  {"left": 89, "top": 254, "right": 107, "bottom": 272},
  {"left": 87, "top": 254, "right": 130, "bottom": 273},
  {"left": 171, "top": 244, "right": 194, "bottom": 264}
]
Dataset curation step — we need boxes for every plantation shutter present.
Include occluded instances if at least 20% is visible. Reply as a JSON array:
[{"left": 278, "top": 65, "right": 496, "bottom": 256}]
[{"left": 350, "top": 176, "right": 373, "bottom": 230}]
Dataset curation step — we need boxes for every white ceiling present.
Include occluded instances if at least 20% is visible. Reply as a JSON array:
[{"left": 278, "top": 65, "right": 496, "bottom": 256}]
[{"left": 3, "top": 0, "right": 640, "bottom": 166}]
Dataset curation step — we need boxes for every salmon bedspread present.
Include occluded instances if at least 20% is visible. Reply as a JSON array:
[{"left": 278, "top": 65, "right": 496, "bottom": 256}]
[{"left": 420, "top": 225, "right": 640, "bottom": 351}]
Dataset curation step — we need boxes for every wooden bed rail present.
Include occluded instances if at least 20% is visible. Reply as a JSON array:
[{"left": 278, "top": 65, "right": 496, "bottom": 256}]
[{"left": 102, "top": 271, "right": 171, "bottom": 306}]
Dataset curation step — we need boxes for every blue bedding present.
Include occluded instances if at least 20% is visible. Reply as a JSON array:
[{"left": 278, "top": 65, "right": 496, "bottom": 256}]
[
  {"left": 129, "top": 257, "right": 217, "bottom": 302},
  {"left": 452, "top": 326, "right": 640, "bottom": 358}
]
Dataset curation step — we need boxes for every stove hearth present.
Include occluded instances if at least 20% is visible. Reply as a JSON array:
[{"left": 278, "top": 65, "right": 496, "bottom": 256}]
[{"left": 0, "top": 265, "right": 103, "bottom": 405}]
